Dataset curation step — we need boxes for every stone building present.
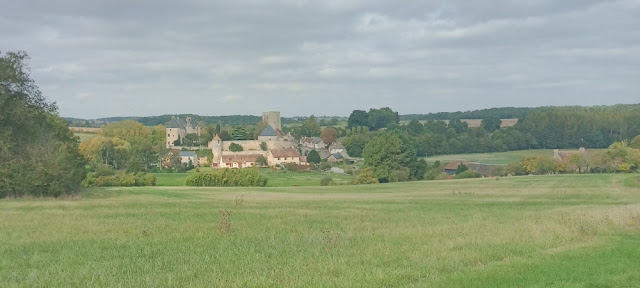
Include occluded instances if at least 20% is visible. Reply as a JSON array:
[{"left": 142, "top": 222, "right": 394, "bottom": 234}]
[
  {"left": 262, "top": 111, "right": 282, "bottom": 131},
  {"left": 166, "top": 116, "right": 201, "bottom": 148}
]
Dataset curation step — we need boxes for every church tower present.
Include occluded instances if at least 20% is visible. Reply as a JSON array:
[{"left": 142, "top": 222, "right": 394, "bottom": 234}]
[{"left": 262, "top": 111, "right": 282, "bottom": 131}]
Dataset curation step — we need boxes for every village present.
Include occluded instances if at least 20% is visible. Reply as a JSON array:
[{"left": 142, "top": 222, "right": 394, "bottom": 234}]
[{"left": 165, "top": 111, "right": 351, "bottom": 170}]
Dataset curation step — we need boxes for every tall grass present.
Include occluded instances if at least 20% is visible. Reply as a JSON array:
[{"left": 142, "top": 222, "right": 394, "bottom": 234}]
[{"left": 1, "top": 174, "right": 639, "bottom": 287}]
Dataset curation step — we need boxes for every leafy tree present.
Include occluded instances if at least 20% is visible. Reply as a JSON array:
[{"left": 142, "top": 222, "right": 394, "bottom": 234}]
[
  {"left": 183, "top": 133, "right": 199, "bottom": 146},
  {"left": 348, "top": 110, "right": 369, "bottom": 128},
  {"left": 256, "top": 156, "right": 268, "bottom": 167},
  {"left": 368, "top": 107, "right": 400, "bottom": 130},
  {"left": 260, "top": 142, "right": 268, "bottom": 151},
  {"left": 362, "top": 130, "right": 419, "bottom": 182},
  {"left": 631, "top": 135, "right": 640, "bottom": 149},
  {"left": 218, "top": 130, "right": 232, "bottom": 141},
  {"left": 406, "top": 120, "right": 424, "bottom": 135},
  {"left": 448, "top": 119, "right": 468, "bottom": 134},
  {"left": 307, "top": 149, "right": 321, "bottom": 164},
  {"left": 300, "top": 115, "right": 321, "bottom": 137},
  {"left": 481, "top": 116, "right": 501, "bottom": 132},
  {"left": 321, "top": 127, "right": 338, "bottom": 146},
  {"left": 342, "top": 133, "right": 371, "bottom": 157},
  {"left": 229, "top": 143, "right": 244, "bottom": 152},
  {"left": 0, "top": 51, "right": 85, "bottom": 198},
  {"left": 173, "top": 134, "right": 181, "bottom": 146},
  {"left": 100, "top": 120, "right": 151, "bottom": 145}
]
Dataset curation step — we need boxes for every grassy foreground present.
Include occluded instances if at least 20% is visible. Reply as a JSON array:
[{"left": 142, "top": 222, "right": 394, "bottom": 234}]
[{"left": 1, "top": 174, "right": 640, "bottom": 287}]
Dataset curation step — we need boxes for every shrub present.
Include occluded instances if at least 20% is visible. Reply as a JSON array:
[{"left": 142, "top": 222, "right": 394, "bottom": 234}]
[
  {"left": 229, "top": 143, "right": 243, "bottom": 152},
  {"left": 185, "top": 169, "right": 267, "bottom": 187},
  {"left": 454, "top": 170, "right": 482, "bottom": 179},
  {"left": 284, "top": 163, "right": 299, "bottom": 172},
  {"left": 260, "top": 142, "right": 268, "bottom": 151},
  {"left": 320, "top": 176, "right": 334, "bottom": 186},
  {"left": 352, "top": 168, "right": 378, "bottom": 184},
  {"left": 424, "top": 168, "right": 444, "bottom": 180},
  {"left": 389, "top": 169, "right": 410, "bottom": 182},
  {"left": 455, "top": 163, "right": 468, "bottom": 174},
  {"left": 83, "top": 172, "right": 156, "bottom": 187},
  {"left": 319, "top": 162, "right": 332, "bottom": 171}
]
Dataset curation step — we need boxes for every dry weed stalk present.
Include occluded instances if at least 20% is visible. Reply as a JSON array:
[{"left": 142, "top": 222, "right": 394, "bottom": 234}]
[{"left": 218, "top": 210, "right": 232, "bottom": 235}]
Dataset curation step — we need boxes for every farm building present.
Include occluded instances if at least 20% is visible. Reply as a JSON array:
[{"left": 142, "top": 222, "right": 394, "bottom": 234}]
[
  {"left": 178, "top": 151, "right": 198, "bottom": 166},
  {"left": 267, "top": 148, "right": 302, "bottom": 166},
  {"left": 444, "top": 162, "right": 461, "bottom": 174},
  {"left": 220, "top": 153, "right": 262, "bottom": 168},
  {"left": 327, "top": 153, "right": 344, "bottom": 164}
]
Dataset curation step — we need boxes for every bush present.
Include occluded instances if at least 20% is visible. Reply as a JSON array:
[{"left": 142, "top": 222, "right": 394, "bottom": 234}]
[
  {"left": 320, "top": 176, "right": 334, "bottom": 186},
  {"left": 284, "top": 163, "right": 299, "bottom": 172},
  {"left": 319, "top": 162, "right": 332, "bottom": 171},
  {"left": 229, "top": 143, "right": 243, "bottom": 152},
  {"left": 83, "top": 172, "right": 156, "bottom": 187},
  {"left": 185, "top": 169, "right": 267, "bottom": 187},
  {"left": 424, "top": 168, "right": 444, "bottom": 180},
  {"left": 389, "top": 169, "right": 410, "bottom": 182},
  {"left": 454, "top": 170, "right": 482, "bottom": 179},
  {"left": 353, "top": 168, "right": 379, "bottom": 184},
  {"left": 260, "top": 142, "right": 268, "bottom": 151}
]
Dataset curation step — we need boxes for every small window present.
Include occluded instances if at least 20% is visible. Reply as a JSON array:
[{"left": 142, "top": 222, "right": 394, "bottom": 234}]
[{"left": 167, "top": 134, "right": 170, "bottom": 137}]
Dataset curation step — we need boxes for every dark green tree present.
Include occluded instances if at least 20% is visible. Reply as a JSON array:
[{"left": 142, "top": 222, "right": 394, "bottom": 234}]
[
  {"left": 347, "top": 110, "right": 369, "bottom": 128},
  {"left": 368, "top": 107, "right": 400, "bottom": 130},
  {"left": 481, "top": 116, "right": 501, "bottom": 132},
  {"left": 307, "top": 149, "right": 321, "bottom": 164}
]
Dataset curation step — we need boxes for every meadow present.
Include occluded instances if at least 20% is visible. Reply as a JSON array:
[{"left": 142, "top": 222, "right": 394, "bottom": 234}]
[{"left": 2, "top": 174, "right": 640, "bottom": 287}]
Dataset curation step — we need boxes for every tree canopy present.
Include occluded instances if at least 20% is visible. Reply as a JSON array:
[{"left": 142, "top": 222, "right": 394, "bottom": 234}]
[{"left": 0, "top": 51, "right": 86, "bottom": 198}]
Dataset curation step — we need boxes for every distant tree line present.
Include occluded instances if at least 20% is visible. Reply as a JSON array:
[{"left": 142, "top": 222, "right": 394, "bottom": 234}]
[{"left": 342, "top": 106, "right": 640, "bottom": 158}]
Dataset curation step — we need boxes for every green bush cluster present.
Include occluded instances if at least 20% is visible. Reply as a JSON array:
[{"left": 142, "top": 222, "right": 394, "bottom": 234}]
[
  {"left": 320, "top": 176, "right": 334, "bottom": 186},
  {"left": 82, "top": 172, "right": 156, "bottom": 187},
  {"left": 454, "top": 170, "right": 482, "bottom": 179},
  {"left": 185, "top": 169, "right": 267, "bottom": 187}
]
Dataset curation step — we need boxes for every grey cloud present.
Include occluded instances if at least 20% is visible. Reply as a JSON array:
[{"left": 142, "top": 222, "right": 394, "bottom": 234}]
[{"left": 1, "top": 0, "right": 638, "bottom": 118}]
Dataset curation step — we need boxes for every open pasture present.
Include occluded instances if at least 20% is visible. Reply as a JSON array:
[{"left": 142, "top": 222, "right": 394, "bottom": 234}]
[{"left": 1, "top": 174, "right": 640, "bottom": 287}]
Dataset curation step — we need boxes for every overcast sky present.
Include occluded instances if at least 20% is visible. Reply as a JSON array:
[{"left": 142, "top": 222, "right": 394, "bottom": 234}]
[{"left": 2, "top": 0, "right": 639, "bottom": 118}]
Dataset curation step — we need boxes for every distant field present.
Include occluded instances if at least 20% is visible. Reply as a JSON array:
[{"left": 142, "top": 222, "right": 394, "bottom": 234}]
[
  {"left": 425, "top": 149, "right": 605, "bottom": 165},
  {"left": 74, "top": 132, "right": 97, "bottom": 142},
  {"left": 2, "top": 174, "right": 640, "bottom": 287},
  {"left": 154, "top": 168, "right": 354, "bottom": 187}
]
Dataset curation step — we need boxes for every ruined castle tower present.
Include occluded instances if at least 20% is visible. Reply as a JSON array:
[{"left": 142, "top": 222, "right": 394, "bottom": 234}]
[
  {"left": 262, "top": 111, "right": 282, "bottom": 131},
  {"left": 209, "top": 134, "right": 223, "bottom": 167}
]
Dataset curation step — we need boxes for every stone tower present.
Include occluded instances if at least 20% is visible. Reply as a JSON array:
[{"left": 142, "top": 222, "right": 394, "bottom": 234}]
[
  {"left": 262, "top": 111, "right": 282, "bottom": 131},
  {"left": 209, "top": 134, "right": 223, "bottom": 167}
]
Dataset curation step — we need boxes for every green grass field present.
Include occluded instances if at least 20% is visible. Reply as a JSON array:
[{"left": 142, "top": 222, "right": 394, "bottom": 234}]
[
  {"left": 74, "top": 132, "right": 97, "bottom": 142},
  {"left": 2, "top": 174, "right": 640, "bottom": 287},
  {"left": 425, "top": 149, "right": 605, "bottom": 165},
  {"left": 154, "top": 168, "right": 354, "bottom": 187}
]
